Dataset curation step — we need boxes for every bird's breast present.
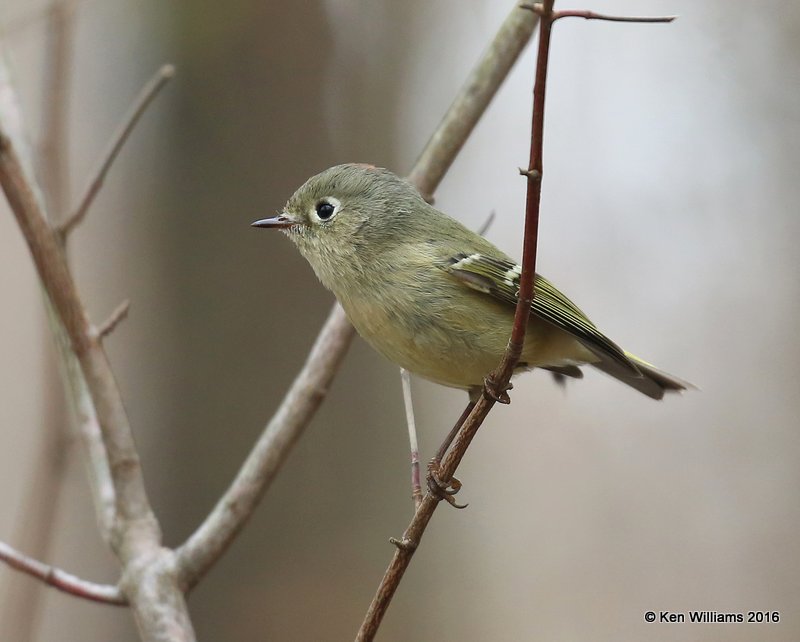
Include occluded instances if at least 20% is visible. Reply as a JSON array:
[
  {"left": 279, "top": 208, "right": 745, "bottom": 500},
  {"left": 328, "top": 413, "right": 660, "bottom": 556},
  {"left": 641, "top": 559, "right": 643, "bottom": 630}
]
[{"left": 335, "top": 273, "right": 518, "bottom": 390}]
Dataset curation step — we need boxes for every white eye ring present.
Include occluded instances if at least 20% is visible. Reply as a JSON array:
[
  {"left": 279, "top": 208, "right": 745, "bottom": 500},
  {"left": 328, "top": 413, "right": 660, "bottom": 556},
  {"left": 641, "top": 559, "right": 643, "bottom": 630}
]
[{"left": 310, "top": 197, "right": 341, "bottom": 223}]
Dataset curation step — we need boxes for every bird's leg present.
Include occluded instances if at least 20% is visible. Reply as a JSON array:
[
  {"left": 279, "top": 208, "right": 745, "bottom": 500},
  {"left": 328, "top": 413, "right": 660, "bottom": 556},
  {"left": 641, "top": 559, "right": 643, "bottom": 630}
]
[
  {"left": 432, "top": 400, "right": 475, "bottom": 463},
  {"left": 426, "top": 400, "right": 475, "bottom": 509}
]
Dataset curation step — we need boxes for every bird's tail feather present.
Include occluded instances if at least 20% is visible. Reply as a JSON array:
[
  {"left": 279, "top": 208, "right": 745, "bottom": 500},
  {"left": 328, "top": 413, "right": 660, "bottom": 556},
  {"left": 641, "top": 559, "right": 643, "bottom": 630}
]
[{"left": 590, "top": 351, "right": 694, "bottom": 400}]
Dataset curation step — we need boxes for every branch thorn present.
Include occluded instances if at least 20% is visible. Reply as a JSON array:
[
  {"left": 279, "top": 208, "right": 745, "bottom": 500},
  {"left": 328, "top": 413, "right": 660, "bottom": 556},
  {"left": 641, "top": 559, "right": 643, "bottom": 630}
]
[
  {"left": 518, "top": 167, "right": 541, "bottom": 180},
  {"left": 389, "top": 537, "right": 417, "bottom": 552}
]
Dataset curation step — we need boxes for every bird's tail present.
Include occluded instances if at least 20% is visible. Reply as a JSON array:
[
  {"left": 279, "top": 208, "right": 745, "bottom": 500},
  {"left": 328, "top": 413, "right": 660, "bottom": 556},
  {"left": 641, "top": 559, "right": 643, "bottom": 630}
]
[{"left": 590, "top": 351, "right": 694, "bottom": 400}]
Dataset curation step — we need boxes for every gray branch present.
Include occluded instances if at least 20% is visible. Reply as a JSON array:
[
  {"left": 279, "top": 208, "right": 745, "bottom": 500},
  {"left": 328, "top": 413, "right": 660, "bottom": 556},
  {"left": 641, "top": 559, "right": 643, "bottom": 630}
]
[{"left": 0, "top": 55, "right": 194, "bottom": 641}]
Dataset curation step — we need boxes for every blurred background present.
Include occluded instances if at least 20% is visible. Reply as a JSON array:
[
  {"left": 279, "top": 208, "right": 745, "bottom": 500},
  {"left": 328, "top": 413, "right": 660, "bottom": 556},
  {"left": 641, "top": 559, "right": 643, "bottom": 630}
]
[{"left": 1, "top": 0, "right": 798, "bottom": 640}]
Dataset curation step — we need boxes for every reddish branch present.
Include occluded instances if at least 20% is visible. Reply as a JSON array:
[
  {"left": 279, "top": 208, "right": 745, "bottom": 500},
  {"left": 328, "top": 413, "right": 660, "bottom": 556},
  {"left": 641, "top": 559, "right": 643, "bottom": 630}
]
[
  {"left": 354, "top": 4, "right": 550, "bottom": 639},
  {"left": 357, "top": 1, "right": 676, "bottom": 639},
  {"left": 494, "top": 0, "right": 553, "bottom": 380}
]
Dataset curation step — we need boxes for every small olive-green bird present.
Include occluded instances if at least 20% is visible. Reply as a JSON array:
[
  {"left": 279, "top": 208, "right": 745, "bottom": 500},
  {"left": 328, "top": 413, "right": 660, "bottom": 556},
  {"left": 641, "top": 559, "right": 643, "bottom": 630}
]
[{"left": 253, "top": 164, "right": 690, "bottom": 400}]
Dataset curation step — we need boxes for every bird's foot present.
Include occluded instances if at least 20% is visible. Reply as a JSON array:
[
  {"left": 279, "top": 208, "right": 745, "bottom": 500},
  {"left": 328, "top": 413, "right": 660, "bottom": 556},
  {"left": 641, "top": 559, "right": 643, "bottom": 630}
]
[
  {"left": 426, "top": 459, "right": 468, "bottom": 509},
  {"left": 483, "top": 376, "right": 512, "bottom": 404}
]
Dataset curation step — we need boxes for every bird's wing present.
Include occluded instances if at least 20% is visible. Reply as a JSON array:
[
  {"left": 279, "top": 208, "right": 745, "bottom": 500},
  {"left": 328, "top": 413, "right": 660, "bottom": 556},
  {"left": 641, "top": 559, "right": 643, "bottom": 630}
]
[{"left": 439, "top": 252, "right": 639, "bottom": 374}]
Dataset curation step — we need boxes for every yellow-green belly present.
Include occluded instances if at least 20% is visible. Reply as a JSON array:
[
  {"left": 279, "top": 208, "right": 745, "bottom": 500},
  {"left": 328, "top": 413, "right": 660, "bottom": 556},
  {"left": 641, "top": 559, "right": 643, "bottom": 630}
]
[{"left": 340, "top": 287, "right": 596, "bottom": 390}]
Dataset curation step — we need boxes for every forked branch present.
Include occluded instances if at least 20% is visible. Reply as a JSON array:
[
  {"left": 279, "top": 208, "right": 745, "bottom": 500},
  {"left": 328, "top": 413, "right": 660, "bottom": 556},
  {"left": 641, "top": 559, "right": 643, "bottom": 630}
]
[{"left": 0, "top": 57, "right": 194, "bottom": 638}]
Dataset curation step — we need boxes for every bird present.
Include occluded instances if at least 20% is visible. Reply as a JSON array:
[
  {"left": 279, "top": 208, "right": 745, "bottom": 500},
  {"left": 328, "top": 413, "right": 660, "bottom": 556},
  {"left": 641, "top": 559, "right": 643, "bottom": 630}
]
[{"left": 252, "top": 163, "right": 691, "bottom": 401}]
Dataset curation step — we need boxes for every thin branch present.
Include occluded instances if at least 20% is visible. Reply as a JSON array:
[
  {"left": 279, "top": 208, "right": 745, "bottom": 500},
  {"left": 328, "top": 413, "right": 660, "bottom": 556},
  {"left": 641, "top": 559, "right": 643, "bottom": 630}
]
[
  {"left": 175, "top": 0, "right": 540, "bottom": 593},
  {"left": 400, "top": 369, "right": 422, "bottom": 510},
  {"left": 97, "top": 299, "right": 130, "bottom": 339},
  {"left": 0, "top": 57, "right": 195, "bottom": 638},
  {"left": 58, "top": 63, "right": 175, "bottom": 237},
  {"left": 0, "top": 67, "right": 149, "bottom": 540},
  {"left": 356, "top": 1, "right": 556, "bottom": 638},
  {"left": 493, "top": 0, "right": 553, "bottom": 381},
  {"left": 358, "top": 2, "right": 677, "bottom": 637},
  {"left": 552, "top": 10, "right": 676, "bottom": 23},
  {"left": 0, "top": 541, "right": 126, "bottom": 606},
  {"left": 520, "top": 4, "right": 675, "bottom": 23}
]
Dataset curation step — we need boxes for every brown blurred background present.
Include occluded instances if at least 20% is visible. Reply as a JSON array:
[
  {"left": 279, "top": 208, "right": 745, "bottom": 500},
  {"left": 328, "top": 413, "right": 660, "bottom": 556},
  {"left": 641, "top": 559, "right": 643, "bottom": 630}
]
[{"left": 1, "top": 1, "right": 799, "bottom": 640}]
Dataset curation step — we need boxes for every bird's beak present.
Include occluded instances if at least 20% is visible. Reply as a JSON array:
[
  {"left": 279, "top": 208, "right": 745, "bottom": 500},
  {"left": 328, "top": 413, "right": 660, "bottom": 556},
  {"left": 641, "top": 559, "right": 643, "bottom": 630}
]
[{"left": 251, "top": 214, "right": 295, "bottom": 229}]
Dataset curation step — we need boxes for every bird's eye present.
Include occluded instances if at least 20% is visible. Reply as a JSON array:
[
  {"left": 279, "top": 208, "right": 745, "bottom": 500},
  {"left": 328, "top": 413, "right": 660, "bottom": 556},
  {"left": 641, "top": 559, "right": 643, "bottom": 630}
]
[
  {"left": 312, "top": 198, "right": 341, "bottom": 223},
  {"left": 316, "top": 201, "right": 335, "bottom": 220}
]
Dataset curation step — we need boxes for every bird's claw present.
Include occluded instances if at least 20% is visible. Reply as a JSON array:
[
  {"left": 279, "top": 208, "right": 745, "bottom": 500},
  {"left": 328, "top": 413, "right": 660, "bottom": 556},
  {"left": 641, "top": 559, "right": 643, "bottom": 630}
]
[
  {"left": 483, "top": 377, "right": 512, "bottom": 404},
  {"left": 427, "top": 459, "right": 468, "bottom": 509}
]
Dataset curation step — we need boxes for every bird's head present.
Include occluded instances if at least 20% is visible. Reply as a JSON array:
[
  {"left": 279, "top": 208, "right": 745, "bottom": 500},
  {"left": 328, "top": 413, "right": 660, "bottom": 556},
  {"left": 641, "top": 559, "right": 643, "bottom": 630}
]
[{"left": 252, "top": 164, "right": 427, "bottom": 289}]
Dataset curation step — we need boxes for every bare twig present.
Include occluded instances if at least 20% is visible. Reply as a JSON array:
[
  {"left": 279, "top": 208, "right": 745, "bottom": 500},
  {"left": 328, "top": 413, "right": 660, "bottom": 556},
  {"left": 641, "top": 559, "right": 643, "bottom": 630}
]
[
  {"left": 492, "top": 0, "right": 554, "bottom": 383},
  {"left": 0, "top": 540, "right": 126, "bottom": 606},
  {"left": 552, "top": 9, "right": 675, "bottom": 23},
  {"left": 58, "top": 64, "right": 175, "bottom": 238},
  {"left": 97, "top": 299, "right": 130, "bottom": 339},
  {"left": 400, "top": 369, "right": 422, "bottom": 509},
  {"left": 0, "top": 90, "right": 145, "bottom": 540},
  {"left": 0, "top": 56, "right": 195, "bottom": 639},
  {"left": 520, "top": 4, "right": 675, "bottom": 23}
]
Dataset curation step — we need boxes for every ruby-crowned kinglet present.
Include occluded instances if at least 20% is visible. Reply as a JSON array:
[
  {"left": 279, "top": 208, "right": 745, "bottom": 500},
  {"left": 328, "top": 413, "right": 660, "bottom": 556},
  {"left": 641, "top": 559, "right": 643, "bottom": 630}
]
[{"left": 253, "top": 164, "right": 690, "bottom": 400}]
